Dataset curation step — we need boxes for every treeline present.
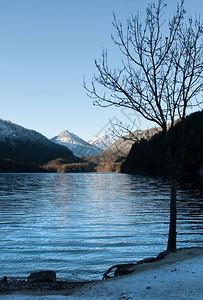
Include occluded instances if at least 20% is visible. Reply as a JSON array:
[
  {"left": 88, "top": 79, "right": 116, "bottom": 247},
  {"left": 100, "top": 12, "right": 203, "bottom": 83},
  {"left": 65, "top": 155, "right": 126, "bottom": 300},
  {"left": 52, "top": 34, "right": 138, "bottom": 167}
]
[
  {"left": 42, "top": 158, "right": 96, "bottom": 173},
  {"left": 0, "top": 159, "right": 44, "bottom": 173}
]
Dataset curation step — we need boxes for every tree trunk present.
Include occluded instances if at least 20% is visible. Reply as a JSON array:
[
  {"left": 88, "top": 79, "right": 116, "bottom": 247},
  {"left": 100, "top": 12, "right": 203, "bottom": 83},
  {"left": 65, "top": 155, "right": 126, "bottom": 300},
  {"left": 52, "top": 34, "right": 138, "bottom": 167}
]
[{"left": 167, "top": 176, "right": 177, "bottom": 251}]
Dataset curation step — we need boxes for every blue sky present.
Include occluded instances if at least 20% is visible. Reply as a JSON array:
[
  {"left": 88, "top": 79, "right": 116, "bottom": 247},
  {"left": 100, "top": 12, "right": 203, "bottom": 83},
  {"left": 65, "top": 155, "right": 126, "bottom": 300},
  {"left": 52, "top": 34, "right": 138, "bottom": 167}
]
[{"left": 0, "top": 0, "right": 202, "bottom": 140}]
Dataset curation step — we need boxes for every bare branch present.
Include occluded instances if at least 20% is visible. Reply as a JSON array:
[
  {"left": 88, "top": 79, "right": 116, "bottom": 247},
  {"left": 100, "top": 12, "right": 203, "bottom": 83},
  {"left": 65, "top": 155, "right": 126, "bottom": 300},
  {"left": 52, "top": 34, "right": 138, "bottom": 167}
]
[{"left": 84, "top": 0, "right": 202, "bottom": 135}]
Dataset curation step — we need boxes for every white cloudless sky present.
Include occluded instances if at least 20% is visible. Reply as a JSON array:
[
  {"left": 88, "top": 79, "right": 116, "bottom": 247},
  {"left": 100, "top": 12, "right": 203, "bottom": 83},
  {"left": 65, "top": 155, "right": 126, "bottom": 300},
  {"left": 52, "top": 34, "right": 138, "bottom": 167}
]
[{"left": 0, "top": 0, "right": 202, "bottom": 140}]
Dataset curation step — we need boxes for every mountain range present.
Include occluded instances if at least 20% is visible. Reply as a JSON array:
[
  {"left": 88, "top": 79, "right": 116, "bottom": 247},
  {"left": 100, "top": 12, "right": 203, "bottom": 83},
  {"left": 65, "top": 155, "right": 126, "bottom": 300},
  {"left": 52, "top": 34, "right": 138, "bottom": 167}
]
[
  {"left": 51, "top": 130, "right": 116, "bottom": 157},
  {"left": 0, "top": 119, "right": 117, "bottom": 172},
  {"left": 1, "top": 111, "right": 202, "bottom": 175}
]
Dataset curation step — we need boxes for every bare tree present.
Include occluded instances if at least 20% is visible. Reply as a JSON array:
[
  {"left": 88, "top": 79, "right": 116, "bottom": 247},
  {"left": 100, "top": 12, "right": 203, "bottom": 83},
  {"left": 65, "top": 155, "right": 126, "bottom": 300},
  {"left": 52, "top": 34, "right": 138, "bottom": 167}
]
[{"left": 84, "top": 0, "right": 203, "bottom": 251}]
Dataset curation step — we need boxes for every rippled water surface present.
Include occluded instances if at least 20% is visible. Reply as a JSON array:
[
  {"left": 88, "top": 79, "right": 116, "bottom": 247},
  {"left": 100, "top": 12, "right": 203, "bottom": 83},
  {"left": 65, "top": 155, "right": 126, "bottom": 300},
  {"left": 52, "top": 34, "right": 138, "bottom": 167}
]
[{"left": 0, "top": 173, "right": 202, "bottom": 281}]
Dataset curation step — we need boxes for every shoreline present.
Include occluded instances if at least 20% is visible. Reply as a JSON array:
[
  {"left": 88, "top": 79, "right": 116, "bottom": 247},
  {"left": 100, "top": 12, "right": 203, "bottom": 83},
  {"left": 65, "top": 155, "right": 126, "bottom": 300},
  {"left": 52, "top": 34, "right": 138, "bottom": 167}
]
[{"left": 0, "top": 247, "right": 202, "bottom": 299}]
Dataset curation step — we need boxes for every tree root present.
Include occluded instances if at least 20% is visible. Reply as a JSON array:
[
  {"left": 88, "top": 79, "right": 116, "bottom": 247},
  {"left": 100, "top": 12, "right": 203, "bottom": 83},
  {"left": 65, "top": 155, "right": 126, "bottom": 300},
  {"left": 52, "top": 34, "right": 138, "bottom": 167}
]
[{"left": 103, "top": 250, "right": 173, "bottom": 280}]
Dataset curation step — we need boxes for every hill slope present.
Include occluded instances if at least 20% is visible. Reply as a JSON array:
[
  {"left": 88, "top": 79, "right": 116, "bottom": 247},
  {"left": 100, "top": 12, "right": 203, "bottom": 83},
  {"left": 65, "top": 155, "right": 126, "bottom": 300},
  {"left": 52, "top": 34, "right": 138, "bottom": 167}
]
[
  {"left": 121, "top": 111, "right": 203, "bottom": 176},
  {"left": 90, "top": 127, "right": 160, "bottom": 172},
  {"left": 0, "top": 119, "right": 79, "bottom": 169}
]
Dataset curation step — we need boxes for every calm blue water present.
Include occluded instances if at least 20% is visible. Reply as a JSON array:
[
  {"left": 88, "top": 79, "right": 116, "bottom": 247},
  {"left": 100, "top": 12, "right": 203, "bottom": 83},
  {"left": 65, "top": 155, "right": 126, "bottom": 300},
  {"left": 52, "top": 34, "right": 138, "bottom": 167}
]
[{"left": 0, "top": 173, "right": 202, "bottom": 281}]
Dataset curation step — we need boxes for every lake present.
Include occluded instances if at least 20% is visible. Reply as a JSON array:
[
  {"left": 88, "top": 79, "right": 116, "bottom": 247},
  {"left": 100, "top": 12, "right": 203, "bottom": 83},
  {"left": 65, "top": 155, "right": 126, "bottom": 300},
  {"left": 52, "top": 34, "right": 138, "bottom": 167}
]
[{"left": 0, "top": 173, "right": 202, "bottom": 281}]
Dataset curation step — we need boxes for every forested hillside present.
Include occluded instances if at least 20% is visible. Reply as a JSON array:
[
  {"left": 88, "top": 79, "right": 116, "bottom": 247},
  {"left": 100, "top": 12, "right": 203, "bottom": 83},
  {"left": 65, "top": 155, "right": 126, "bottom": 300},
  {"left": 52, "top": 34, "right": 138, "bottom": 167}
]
[{"left": 121, "top": 111, "right": 203, "bottom": 176}]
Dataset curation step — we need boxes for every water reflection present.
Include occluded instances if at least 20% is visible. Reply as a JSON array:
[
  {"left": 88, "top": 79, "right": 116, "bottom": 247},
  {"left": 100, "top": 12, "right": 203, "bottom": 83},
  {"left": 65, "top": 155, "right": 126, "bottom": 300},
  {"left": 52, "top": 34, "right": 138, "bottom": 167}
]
[{"left": 0, "top": 173, "right": 202, "bottom": 281}]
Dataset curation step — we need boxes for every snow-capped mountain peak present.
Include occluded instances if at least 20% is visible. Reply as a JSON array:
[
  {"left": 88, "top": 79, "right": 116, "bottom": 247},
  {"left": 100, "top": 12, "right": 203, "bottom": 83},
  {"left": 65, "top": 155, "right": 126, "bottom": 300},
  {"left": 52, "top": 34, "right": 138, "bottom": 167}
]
[
  {"left": 51, "top": 130, "right": 103, "bottom": 157},
  {"left": 88, "top": 134, "right": 117, "bottom": 150},
  {"left": 54, "top": 130, "right": 90, "bottom": 146}
]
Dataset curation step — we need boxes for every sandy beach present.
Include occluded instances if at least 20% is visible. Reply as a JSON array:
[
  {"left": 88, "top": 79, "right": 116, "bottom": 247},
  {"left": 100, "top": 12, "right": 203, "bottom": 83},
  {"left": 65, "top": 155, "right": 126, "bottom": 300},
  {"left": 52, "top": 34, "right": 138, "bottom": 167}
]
[{"left": 0, "top": 247, "right": 202, "bottom": 300}]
